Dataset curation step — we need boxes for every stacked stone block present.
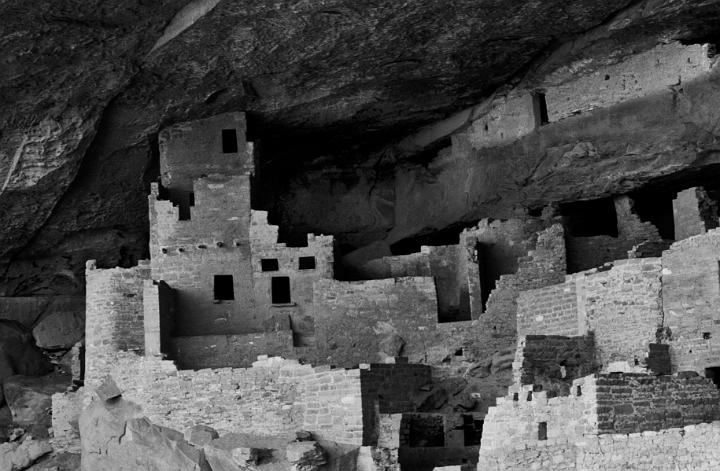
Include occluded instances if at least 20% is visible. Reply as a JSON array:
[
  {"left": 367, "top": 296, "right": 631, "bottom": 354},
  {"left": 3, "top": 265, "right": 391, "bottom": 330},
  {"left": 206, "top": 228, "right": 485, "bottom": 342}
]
[
  {"left": 92, "top": 353, "right": 364, "bottom": 445},
  {"left": 673, "top": 186, "right": 719, "bottom": 241},
  {"left": 85, "top": 260, "right": 150, "bottom": 385}
]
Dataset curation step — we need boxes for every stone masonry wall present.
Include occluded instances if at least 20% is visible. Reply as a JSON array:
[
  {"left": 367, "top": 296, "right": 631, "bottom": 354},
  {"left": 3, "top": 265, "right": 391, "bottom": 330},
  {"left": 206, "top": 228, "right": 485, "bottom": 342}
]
[
  {"left": 312, "top": 277, "right": 439, "bottom": 367},
  {"left": 673, "top": 186, "right": 719, "bottom": 241},
  {"left": 582, "top": 258, "right": 663, "bottom": 368},
  {"left": 517, "top": 281, "right": 579, "bottom": 337},
  {"left": 168, "top": 330, "right": 295, "bottom": 369},
  {"left": 149, "top": 175, "right": 259, "bottom": 336},
  {"left": 542, "top": 42, "right": 713, "bottom": 123},
  {"left": 467, "top": 223, "right": 566, "bottom": 360},
  {"left": 517, "top": 258, "right": 663, "bottom": 370},
  {"left": 360, "top": 363, "right": 432, "bottom": 446},
  {"left": 356, "top": 244, "right": 471, "bottom": 323},
  {"left": 662, "top": 229, "right": 720, "bottom": 373},
  {"left": 515, "top": 335, "right": 598, "bottom": 397},
  {"left": 595, "top": 372, "right": 720, "bottom": 434},
  {"left": 466, "top": 92, "right": 540, "bottom": 149},
  {"left": 85, "top": 260, "right": 149, "bottom": 386},
  {"left": 90, "top": 353, "right": 364, "bottom": 445},
  {"left": 250, "top": 210, "right": 334, "bottom": 346},
  {"left": 479, "top": 375, "right": 598, "bottom": 456},
  {"left": 567, "top": 195, "right": 666, "bottom": 273},
  {"left": 158, "top": 111, "right": 253, "bottom": 194},
  {"left": 477, "top": 421, "right": 720, "bottom": 471}
]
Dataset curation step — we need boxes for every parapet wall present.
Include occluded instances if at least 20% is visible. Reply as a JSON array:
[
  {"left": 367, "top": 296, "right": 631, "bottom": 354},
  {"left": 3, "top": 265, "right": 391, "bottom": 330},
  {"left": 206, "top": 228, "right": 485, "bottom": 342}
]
[
  {"left": 595, "top": 373, "right": 720, "bottom": 434},
  {"left": 85, "top": 261, "right": 149, "bottom": 385},
  {"left": 90, "top": 353, "right": 364, "bottom": 445},
  {"left": 478, "top": 421, "right": 720, "bottom": 471}
]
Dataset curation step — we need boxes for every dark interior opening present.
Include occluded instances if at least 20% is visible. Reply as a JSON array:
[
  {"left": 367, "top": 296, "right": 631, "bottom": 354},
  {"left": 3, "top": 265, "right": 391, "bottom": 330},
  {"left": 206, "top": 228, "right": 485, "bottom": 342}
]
[
  {"left": 463, "top": 415, "right": 483, "bottom": 446},
  {"left": 630, "top": 190, "right": 675, "bottom": 240},
  {"left": 261, "top": 258, "right": 279, "bottom": 271},
  {"left": 222, "top": 129, "right": 238, "bottom": 153},
  {"left": 476, "top": 242, "right": 502, "bottom": 313},
  {"left": 390, "top": 221, "right": 478, "bottom": 255},
  {"left": 175, "top": 191, "right": 195, "bottom": 221},
  {"left": 705, "top": 367, "right": 720, "bottom": 388},
  {"left": 298, "top": 256, "right": 316, "bottom": 270},
  {"left": 538, "top": 422, "right": 547, "bottom": 440},
  {"left": 401, "top": 414, "right": 445, "bottom": 448},
  {"left": 271, "top": 276, "right": 291, "bottom": 304},
  {"left": 560, "top": 198, "right": 618, "bottom": 237},
  {"left": 213, "top": 275, "right": 234, "bottom": 301},
  {"left": 534, "top": 92, "right": 549, "bottom": 126}
]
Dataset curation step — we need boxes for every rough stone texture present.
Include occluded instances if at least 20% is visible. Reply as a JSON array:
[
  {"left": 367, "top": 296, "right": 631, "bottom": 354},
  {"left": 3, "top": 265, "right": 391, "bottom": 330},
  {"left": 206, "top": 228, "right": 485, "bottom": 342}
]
[
  {"left": 595, "top": 373, "right": 720, "bottom": 434},
  {"left": 0, "top": 297, "right": 84, "bottom": 330},
  {"left": 50, "top": 390, "right": 82, "bottom": 453},
  {"left": 286, "top": 440, "right": 326, "bottom": 471},
  {"left": 3, "top": 372, "right": 71, "bottom": 436},
  {"left": 661, "top": 229, "right": 720, "bottom": 373},
  {"left": 85, "top": 354, "right": 364, "bottom": 445},
  {"left": 517, "top": 258, "right": 663, "bottom": 369},
  {"left": 6, "top": 2, "right": 720, "bottom": 297},
  {"left": 79, "top": 395, "right": 209, "bottom": 471},
  {"left": 515, "top": 335, "right": 598, "bottom": 397},
  {"left": 313, "top": 277, "right": 440, "bottom": 367},
  {"left": 0, "top": 436, "right": 53, "bottom": 471},
  {"left": 84, "top": 262, "right": 149, "bottom": 385},
  {"left": 31, "top": 309, "right": 84, "bottom": 351},
  {"left": 0, "top": 322, "right": 54, "bottom": 390},
  {"left": 673, "top": 186, "right": 720, "bottom": 241}
]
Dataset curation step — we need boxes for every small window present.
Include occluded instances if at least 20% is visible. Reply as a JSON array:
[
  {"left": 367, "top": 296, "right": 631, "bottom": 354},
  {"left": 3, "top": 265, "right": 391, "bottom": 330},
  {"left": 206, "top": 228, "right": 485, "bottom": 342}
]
[
  {"left": 704, "top": 332, "right": 712, "bottom": 340},
  {"left": 526, "top": 391, "right": 533, "bottom": 401},
  {"left": 538, "top": 422, "right": 547, "bottom": 441},
  {"left": 298, "top": 256, "right": 316, "bottom": 270},
  {"left": 533, "top": 92, "right": 549, "bottom": 126},
  {"left": 576, "top": 386, "right": 582, "bottom": 396},
  {"left": 222, "top": 129, "right": 238, "bottom": 153},
  {"left": 261, "top": 259, "right": 279, "bottom": 271},
  {"left": 214, "top": 275, "right": 234, "bottom": 301},
  {"left": 271, "top": 277, "right": 291, "bottom": 304},
  {"left": 512, "top": 393, "right": 519, "bottom": 401}
]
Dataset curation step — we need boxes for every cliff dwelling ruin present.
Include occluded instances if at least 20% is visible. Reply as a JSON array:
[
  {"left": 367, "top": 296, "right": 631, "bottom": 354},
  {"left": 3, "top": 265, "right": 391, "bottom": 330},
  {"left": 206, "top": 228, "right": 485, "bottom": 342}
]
[{"left": 5, "top": 2, "right": 720, "bottom": 470}]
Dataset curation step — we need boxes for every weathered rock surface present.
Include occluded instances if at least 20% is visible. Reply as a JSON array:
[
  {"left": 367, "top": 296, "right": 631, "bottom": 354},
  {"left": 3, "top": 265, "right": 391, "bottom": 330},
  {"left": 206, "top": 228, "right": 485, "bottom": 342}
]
[
  {"left": 0, "top": 436, "right": 52, "bottom": 471},
  {"left": 3, "top": 372, "right": 71, "bottom": 436},
  {"left": 32, "top": 310, "right": 84, "bottom": 351},
  {"left": 286, "top": 441, "right": 326, "bottom": 471},
  {"left": 79, "top": 395, "right": 209, "bottom": 471},
  {"left": 4, "top": 0, "right": 720, "bottom": 296},
  {"left": 0, "top": 323, "right": 54, "bottom": 407}
]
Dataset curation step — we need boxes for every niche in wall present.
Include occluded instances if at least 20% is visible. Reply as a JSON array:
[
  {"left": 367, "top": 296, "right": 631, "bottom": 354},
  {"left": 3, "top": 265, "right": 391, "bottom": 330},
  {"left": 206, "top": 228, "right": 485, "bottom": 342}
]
[
  {"left": 560, "top": 198, "right": 618, "bottom": 237},
  {"left": 213, "top": 275, "right": 234, "bottom": 301}
]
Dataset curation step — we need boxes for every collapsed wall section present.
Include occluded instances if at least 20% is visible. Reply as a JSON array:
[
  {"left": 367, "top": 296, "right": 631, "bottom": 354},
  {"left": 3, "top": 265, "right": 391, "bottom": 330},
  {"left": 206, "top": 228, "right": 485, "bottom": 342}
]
[
  {"left": 91, "top": 354, "right": 364, "bottom": 445},
  {"left": 673, "top": 186, "right": 719, "bottom": 241},
  {"left": 85, "top": 261, "right": 150, "bottom": 386},
  {"left": 467, "top": 223, "right": 566, "bottom": 359}
]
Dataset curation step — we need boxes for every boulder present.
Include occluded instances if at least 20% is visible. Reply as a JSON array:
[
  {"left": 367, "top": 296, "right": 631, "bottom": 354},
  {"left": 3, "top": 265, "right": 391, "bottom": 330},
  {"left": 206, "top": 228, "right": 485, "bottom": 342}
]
[
  {"left": 0, "top": 406, "right": 12, "bottom": 442},
  {"left": 0, "top": 436, "right": 52, "bottom": 471},
  {"left": 95, "top": 376, "right": 122, "bottom": 403},
  {"left": 286, "top": 441, "right": 327, "bottom": 471},
  {"left": 185, "top": 425, "right": 219, "bottom": 447},
  {"left": 0, "top": 323, "right": 53, "bottom": 387},
  {"left": 32, "top": 310, "right": 84, "bottom": 351},
  {"left": 80, "top": 396, "right": 210, "bottom": 471},
  {"left": 203, "top": 434, "right": 268, "bottom": 471},
  {"left": 3, "top": 372, "right": 71, "bottom": 436}
]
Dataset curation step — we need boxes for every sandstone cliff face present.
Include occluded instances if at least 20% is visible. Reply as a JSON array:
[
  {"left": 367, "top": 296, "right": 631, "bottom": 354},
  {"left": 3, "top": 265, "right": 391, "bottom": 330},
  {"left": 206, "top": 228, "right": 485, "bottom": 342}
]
[{"left": 3, "top": 0, "right": 720, "bottom": 295}]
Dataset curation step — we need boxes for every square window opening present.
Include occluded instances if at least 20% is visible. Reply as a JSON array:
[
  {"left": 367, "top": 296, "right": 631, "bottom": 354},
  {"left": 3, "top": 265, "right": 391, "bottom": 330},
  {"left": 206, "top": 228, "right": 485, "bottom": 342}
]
[
  {"left": 214, "top": 275, "right": 234, "bottom": 301},
  {"left": 261, "top": 259, "right": 279, "bottom": 272},
  {"left": 272, "top": 276, "right": 291, "bottom": 304},
  {"left": 538, "top": 422, "right": 547, "bottom": 441},
  {"left": 222, "top": 129, "right": 238, "bottom": 153},
  {"left": 298, "top": 256, "right": 316, "bottom": 270}
]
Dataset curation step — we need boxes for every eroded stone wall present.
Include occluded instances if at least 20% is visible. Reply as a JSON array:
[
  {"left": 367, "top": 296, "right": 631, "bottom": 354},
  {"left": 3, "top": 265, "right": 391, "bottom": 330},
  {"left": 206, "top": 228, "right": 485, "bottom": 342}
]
[
  {"left": 85, "top": 261, "right": 149, "bottom": 385},
  {"left": 87, "top": 354, "right": 364, "bottom": 445},
  {"left": 673, "top": 186, "right": 719, "bottom": 241}
]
